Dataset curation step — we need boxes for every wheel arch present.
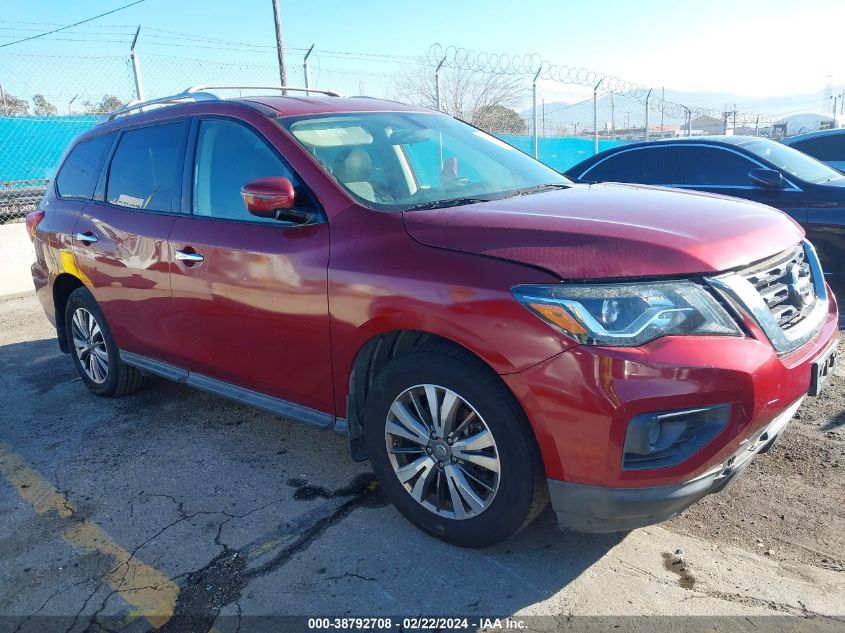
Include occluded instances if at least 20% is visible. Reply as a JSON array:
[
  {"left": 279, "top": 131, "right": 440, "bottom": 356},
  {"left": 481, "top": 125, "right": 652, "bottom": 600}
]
[
  {"left": 52, "top": 273, "right": 86, "bottom": 353},
  {"left": 344, "top": 329, "right": 524, "bottom": 462}
]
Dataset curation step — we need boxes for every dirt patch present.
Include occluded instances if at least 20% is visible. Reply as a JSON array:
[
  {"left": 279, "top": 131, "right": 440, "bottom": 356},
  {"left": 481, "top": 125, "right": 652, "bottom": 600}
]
[
  {"left": 666, "top": 345, "right": 845, "bottom": 572},
  {"left": 662, "top": 549, "right": 696, "bottom": 589}
]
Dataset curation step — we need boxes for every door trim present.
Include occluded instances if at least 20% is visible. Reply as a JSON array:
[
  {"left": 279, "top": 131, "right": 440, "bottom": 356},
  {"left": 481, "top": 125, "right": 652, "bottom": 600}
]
[{"left": 120, "top": 350, "right": 337, "bottom": 430}]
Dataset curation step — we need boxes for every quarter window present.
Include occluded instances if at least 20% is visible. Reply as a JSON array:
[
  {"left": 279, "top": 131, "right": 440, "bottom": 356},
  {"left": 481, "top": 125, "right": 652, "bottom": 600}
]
[
  {"left": 581, "top": 148, "right": 670, "bottom": 184},
  {"left": 55, "top": 133, "right": 114, "bottom": 200},
  {"left": 106, "top": 122, "right": 186, "bottom": 212},
  {"left": 671, "top": 146, "right": 755, "bottom": 186},
  {"left": 193, "top": 119, "right": 305, "bottom": 222}
]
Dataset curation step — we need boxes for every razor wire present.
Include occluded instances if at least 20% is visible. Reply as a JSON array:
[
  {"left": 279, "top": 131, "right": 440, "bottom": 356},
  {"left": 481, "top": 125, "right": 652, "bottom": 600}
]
[{"left": 427, "top": 44, "right": 773, "bottom": 123}]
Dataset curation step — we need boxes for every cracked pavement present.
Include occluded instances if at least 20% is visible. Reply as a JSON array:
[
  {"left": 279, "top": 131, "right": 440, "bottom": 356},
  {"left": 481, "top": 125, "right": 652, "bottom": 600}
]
[{"left": 0, "top": 292, "right": 843, "bottom": 632}]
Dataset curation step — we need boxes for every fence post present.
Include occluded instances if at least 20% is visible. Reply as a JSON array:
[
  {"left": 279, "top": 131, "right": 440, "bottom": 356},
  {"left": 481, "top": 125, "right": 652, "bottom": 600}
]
[
  {"left": 593, "top": 79, "right": 603, "bottom": 155},
  {"left": 303, "top": 44, "right": 314, "bottom": 90},
  {"left": 532, "top": 65, "right": 542, "bottom": 159},
  {"left": 645, "top": 89, "right": 651, "bottom": 141},
  {"left": 434, "top": 56, "right": 446, "bottom": 112},
  {"left": 130, "top": 26, "right": 144, "bottom": 101}
]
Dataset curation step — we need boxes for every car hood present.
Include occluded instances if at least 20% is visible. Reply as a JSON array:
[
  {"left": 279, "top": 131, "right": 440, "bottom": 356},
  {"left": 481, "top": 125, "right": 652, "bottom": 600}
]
[{"left": 402, "top": 183, "right": 804, "bottom": 280}]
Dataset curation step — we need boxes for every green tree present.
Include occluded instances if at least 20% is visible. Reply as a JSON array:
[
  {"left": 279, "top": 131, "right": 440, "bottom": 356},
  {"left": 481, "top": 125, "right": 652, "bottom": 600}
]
[
  {"left": 82, "top": 95, "right": 124, "bottom": 115},
  {"left": 0, "top": 87, "right": 29, "bottom": 116},
  {"left": 471, "top": 104, "right": 528, "bottom": 135},
  {"left": 32, "top": 94, "right": 58, "bottom": 116}
]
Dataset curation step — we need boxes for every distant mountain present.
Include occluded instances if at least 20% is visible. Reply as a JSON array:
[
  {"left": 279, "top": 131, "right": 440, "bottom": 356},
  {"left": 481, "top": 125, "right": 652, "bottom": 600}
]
[{"left": 520, "top": 88, "right": 833, "bottom": 132}]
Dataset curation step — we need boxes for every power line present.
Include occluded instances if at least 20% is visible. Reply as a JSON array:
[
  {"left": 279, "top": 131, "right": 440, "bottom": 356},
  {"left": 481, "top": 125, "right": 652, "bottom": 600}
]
[{"left": 0, "top": 1, "right": 146, "bottom": 48}]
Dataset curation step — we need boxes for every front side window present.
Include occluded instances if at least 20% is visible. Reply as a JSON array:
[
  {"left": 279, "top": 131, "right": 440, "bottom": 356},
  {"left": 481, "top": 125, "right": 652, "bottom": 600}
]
[
  {"left": 739, "top": 138, "right": 842, "bottom": 184},
  {"left": 671, "top": 146, "right": 756, "bottom": 186},
  {"left": 581, "top": 147, "right": 670, "bottom": 184},
  {"left": 192, "top": 119, "right": 306, "bottom": 222},
  {"left": 279, "top": 111, "right": 570, "bottom": 211},
  {"left": 106, "top": 121, "right": 186, "bottom": 212},
  {"left": 56, "top": 133, "right": 115, "bottom": 200}
]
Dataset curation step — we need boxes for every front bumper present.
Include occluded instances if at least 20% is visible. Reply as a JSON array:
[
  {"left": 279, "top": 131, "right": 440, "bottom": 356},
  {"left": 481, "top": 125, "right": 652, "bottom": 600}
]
[{"left": 548, "top": 397, "right": 802, "bottom": 532}]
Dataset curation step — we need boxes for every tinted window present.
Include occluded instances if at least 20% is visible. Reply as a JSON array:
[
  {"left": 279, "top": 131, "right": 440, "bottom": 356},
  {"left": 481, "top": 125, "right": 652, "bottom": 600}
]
[
  {"left": 671, "top": 146, "right": 755, "bottom": 186},
  {"left": 193, "top": 119, "right": 305, "bottom": 222},
  {"left": 581, "top": 148, "right": 670, "bottom": 184},
  {"left": 55, "top": 133, "right": 114, "bottom": 199},
  {"left": 789, "top": 135, "right": 843, "bottom": 162},
  {"left": 738, "top": 138, "right": 840, "bottom": 184},
  {"left": 106, "top": 122, "right": 186, "bottom": 212}
]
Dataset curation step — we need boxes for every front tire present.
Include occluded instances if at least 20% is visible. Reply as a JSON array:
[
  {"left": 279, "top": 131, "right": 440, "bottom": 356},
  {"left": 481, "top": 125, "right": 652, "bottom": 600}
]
[
  {"left": 65, "top": 287, "right": 146, "bottom": 397},
  {"left": 364, "top": 344, "right": 548, "bottom": 547}
]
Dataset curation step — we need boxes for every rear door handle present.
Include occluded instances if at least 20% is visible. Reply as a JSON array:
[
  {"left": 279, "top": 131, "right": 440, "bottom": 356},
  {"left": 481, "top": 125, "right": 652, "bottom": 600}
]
[
  {"left": 175, "top": 249, "right": 204, "bottom": 264},
  {"left": 74, "top": 231, "right": 98, "bottom": 244}
]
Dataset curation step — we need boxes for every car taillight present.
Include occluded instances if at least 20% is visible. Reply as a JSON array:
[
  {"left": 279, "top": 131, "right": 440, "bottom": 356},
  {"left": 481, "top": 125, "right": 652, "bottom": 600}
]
[{"left": 25, "top": 210, "right": 45, "bottom": 240}]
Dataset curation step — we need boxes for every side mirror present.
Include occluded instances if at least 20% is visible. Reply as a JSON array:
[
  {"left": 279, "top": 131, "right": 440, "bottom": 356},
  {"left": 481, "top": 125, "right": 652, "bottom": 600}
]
[
  {"left": 241, "top": 177, "right": 312, "bottom": 224},
  {"left": 749, "top": 168, "right": 785, "bottom": 189}
]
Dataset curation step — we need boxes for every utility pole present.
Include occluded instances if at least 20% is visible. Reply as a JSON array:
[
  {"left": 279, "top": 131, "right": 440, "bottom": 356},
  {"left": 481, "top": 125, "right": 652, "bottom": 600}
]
[
  {"left": 271, "top": 0, "right": 287, "bottom": 92},
  {"left": 660, "top": 87, "right": 665, "bottom": 133},
  {"left": 732, "top": 103, "right": 737, "bottom": 133},
  {"left": 833, "top": 95, "right": 839, "bottom": 128},
  {"left": 645, "top": 88, "right": 651, "bottom": 141}
]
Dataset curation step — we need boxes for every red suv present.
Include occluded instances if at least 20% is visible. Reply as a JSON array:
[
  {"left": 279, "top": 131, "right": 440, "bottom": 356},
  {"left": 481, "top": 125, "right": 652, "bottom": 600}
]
[{"left": 28, "top": 87, "right": 839, "bottom": 547}]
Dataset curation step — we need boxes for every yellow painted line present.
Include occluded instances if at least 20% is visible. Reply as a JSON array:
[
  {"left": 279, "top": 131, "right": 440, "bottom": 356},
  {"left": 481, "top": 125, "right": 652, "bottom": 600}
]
[{"left": 0, "top": 443, "right": 179, "bottom": 628}]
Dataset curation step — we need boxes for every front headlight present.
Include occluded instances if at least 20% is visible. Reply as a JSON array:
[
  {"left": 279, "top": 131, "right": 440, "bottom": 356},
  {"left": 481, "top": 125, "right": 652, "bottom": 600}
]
[{"left": 512, "top": 281, "right": 742, "bottom": 346}]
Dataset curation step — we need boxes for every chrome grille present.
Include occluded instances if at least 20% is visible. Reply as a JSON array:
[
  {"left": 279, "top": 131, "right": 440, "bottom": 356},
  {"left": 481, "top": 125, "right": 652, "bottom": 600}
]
[
  {"left": 740, "top": 245, "right": 816, "bottom": 331},
  {"left": 706, "top": 240, "right": 828, "bottom": 355}
]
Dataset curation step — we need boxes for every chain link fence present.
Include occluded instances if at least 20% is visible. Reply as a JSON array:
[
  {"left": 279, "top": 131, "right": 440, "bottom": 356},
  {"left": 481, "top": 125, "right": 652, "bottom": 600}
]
[{"left": 0, "top": 44, "right": 790, "bottom": 224}]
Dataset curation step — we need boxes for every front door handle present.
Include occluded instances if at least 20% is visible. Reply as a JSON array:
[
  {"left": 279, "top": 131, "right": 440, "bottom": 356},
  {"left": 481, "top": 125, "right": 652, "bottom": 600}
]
[
  {"left": 175, "top": 249, "right": 204, "bottom": 264},
  {"left": 74, "top": 231, "right": 98, "bottom": 244}
]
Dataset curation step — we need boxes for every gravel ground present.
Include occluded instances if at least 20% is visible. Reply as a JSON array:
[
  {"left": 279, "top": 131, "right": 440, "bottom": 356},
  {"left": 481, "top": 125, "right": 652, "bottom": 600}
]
[
  {"left": 667, "top": 355, "right": 845, "bottom": 573},
  {"left": 0, "top": 292, "right": 843, "bottom": 630}
]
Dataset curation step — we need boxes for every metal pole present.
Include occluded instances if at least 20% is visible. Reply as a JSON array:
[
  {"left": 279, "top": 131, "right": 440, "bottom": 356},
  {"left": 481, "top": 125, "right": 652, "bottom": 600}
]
[
  {"left": 684, "top": 106, "right": 692, "bottom": 137},
  {"left": 660, "top": 87, "right": 665, "bottom": 133},
  {"left": 129, "top": 26, "right": 143, "bottom": 101},
  {"left": 532, "top": 65, "right": 542, "bottom": 158},
  {"left": 271, "top": 0, "right": 287, "bottom": 93},
  {"left": 303, "top": 44, "right": 314, "bottom": 90},
  {"left": 645, "top": 89, "right": 651, "bottom": 141},
  {"left": 593, "top": 79, "right": 603, "bottom": 155},
  {"left": 833, "top": 96, "right": 838, "bottom": 128},
  {"left": 610, "top": 90, "right": 615, "bottom": 140},
  {"left": 434, "top": 56, "right": 446, "bottom": 112}
]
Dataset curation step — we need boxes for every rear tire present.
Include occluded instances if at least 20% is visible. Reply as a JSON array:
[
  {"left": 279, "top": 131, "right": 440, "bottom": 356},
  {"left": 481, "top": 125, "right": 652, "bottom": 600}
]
[
  {"left": 64, "top": 287, "right": 146, "bottom": 397},
  {"left": 363, "top": 344, "right": 548, "bottom": 548}
]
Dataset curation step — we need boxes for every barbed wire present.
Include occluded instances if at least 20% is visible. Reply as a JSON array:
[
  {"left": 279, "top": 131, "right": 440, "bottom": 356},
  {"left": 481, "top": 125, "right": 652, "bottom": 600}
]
[{"left": 426, "top": 44, "right": 782, "bottom": 123}]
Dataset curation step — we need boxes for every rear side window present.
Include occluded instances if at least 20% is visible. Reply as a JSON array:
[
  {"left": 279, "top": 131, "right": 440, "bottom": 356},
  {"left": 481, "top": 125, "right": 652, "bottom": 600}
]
[
  {"left": 671, "top": 146, "right": 756, "bottom": 186},
  {"left": 192, "top": 119, "right": 306, "bottom": 222},
  {"left": 581, "top": 147, "right": 670, "bottom": 184},
  {"left": 55, "top": 133, "right": 114, "bottom": 200},
  {"left": 106, "top": 122, "right": 186, "bottom": 212},
  {"left": 790, "top": 135, "right": 843, "bottom": 161}
]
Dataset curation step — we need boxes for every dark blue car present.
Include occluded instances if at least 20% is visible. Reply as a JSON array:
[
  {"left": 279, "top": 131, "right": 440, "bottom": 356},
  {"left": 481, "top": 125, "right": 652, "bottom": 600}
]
[{"left": 565, "top": 136, "right": 845, "bottom": 296}]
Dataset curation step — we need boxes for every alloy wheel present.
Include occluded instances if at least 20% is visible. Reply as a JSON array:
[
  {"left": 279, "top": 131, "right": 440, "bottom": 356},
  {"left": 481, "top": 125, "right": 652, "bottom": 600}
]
[
  {"left": 71, "top": 307, "right": 109, "bottom": 384},
  {"left": 384, "top": 384, "right": 500, "bottom": 520}
]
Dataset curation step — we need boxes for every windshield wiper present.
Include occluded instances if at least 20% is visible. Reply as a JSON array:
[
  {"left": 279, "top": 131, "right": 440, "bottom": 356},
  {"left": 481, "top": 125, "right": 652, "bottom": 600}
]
[
  {"left": 405, "top": 197, "right": 492, "bottom": 211},
  {"left": 511, "top": 183, "right": 571, "bottom": 197}
]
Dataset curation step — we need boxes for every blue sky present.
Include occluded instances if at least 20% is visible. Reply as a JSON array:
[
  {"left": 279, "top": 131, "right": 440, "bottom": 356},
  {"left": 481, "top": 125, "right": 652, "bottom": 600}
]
[{"left": 1, "top": 0, "right": 843, "bottom": 103}]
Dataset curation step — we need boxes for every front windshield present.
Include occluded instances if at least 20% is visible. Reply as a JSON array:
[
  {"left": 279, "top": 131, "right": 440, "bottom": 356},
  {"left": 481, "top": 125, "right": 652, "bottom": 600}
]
[
  {"left": 278, "top": 111, "right": 570, "bottom": 210},
  {"left": 736, "top": 138, "right": 842, "bottom": 184}
]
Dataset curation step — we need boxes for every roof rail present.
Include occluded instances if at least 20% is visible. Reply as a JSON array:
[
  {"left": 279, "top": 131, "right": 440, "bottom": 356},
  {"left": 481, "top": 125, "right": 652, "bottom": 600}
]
[{"left": 98, "top": 84, "right": 340, "bottom": 123}]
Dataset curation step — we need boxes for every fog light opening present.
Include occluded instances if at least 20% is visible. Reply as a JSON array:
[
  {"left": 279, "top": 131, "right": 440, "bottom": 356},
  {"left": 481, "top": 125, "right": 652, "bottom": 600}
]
[{"left": 622, "top": 404, "right": 731, "bottom": 471}]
